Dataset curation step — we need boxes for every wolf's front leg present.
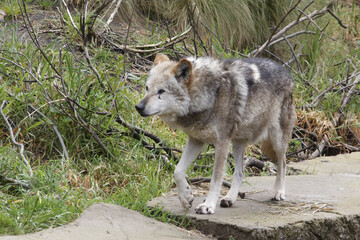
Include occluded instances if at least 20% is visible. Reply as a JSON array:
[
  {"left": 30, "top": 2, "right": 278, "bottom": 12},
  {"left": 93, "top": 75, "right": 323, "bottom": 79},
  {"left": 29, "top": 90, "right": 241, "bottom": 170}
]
[
  {"left": 195, "top": 140, "right": 230, "bottom": 214},
  {"left": 220, "top": 142, "right": 245, "bottom": 207},
  {"left": 174, "top": 137, "right": 204, "bottom": 209}
]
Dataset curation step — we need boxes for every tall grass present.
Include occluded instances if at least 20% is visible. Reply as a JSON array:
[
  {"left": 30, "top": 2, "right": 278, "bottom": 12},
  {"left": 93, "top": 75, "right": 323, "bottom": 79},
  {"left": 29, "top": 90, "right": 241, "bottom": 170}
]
[{"left": 117, "top": 0, "right": 293, "bottom": 50}]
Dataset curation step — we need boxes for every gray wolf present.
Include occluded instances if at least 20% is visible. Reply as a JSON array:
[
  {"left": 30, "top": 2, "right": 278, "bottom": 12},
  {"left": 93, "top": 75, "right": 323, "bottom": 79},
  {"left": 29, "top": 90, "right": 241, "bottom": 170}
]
[{"left": 135, "top": 54, "right": 296, "bottom": 214}]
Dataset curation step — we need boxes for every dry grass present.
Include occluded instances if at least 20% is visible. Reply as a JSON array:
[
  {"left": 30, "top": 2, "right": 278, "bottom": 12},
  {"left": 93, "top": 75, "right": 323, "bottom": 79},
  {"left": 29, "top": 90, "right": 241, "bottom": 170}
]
[{"left": 296, "top": 110, "right": 360, "bottom": 155}]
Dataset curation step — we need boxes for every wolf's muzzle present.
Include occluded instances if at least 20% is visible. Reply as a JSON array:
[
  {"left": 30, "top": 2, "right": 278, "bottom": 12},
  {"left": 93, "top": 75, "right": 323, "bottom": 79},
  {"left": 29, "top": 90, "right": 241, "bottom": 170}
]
[{"left": 135, "top": 100, "right": 147, "bottom": 116}]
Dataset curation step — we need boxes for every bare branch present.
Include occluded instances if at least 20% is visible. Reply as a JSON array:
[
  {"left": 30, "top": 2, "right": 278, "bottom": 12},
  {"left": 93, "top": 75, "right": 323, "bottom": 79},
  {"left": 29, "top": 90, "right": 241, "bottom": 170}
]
[
  {"left": 106, "top": 0, "right": 122, "bottom": 26},
  {"left": 341, "top": 73, "right": 360, "bottom": 108},
  {"left": 253, "top": 0, "right": 302, "bottom": 57},
  {"left": 0, "top": 174, "right": 31, "bottom": 189},
  {"left": 281, "top": 33, "right": 302, "bottom": 72},
  {"left": 188, "top": 177, "right": 245, "bottom": 199},
  {"left": 60, "top": 0, "right": 81, "bottom": 36},
  {"left": 103, "top": 27, "right": 191, "bottom": 53},
  {"left": 0, "top": 101, "right": 33, "bottom": 178},
  {"left": 327, "top": 9, "right": 347, "bottom": 29},
  {"left": 267, "top": 30, "right": 315, "bottom": 48},
  {"left": 252, "top": 3, "right": 335, "bottom": 57}
]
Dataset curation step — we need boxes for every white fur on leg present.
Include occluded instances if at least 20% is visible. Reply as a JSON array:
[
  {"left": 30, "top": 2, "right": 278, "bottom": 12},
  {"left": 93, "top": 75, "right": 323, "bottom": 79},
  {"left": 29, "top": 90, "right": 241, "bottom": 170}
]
[
  {"left": 195, "top": 140, "right": 230, "bottom": 214},
  {"left": 174, "top": 138, "right": 204, "bottom": 208},
  {"left": 220, "top": 143, "right": 245, "bottom": 207},
  {"left": 273, "top": 157, "right": 286, "bottom": 201},
  {"left": 195, "top": 192, "right": 217, "bottom": 214}
]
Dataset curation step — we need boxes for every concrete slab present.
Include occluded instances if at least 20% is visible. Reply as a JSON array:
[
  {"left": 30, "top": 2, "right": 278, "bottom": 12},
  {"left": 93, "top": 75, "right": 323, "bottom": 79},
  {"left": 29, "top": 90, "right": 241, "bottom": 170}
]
[
  {"left": 148, "top": 154, "right": 360, "bottom": 240},
  {"left": 288, "top": 152, "right": 360, "bottom": 175},
  {"left": 1, "top": 203, "right": 212, "bottom": 240}
]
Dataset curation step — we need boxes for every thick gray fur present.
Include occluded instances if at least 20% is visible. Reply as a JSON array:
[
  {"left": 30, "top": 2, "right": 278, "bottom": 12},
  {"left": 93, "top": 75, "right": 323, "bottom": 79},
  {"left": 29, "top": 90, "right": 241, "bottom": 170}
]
[{"left": 136, "top": 54, "right": 296, "bottom": 214}]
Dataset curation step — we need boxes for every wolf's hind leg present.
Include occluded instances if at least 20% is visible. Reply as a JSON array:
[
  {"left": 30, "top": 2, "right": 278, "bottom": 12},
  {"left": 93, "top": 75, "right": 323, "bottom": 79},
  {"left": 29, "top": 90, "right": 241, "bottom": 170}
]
[
  {"left": 273, "top": 155, "right": 286, "bottom": 201},
  {"left": 195, "top": 140, "right": 230, "bottom": 214},
  {"left": 220, "top": 142, "right": 245, "bottom": 207},
  {"left": 261, "top": 139, "right": 286, "bottom": 201},
  {"left": 270, "top": 92, "right": 296, "bottom": 200},
  {"left": 174, "top": 137, "right": 204, "bottom": 209}
]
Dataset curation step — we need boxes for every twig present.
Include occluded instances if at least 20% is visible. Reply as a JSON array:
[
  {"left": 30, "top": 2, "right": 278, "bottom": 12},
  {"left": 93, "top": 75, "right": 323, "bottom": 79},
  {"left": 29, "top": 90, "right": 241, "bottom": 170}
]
[
  {"left": 267, "top": 30, "right": 315, "bottom": 48},
  {"left": 121, "top": 131, "right": 176, "bottom": 167},
  {"left": 185, "top": 1, "right": 208, "bottom": 56},
  {"left": 60, "top": 0, "right": 81, "bottom": 36},
  {"left": 2, "top": 57, "right": 68, "bottom": 160},
  {"left": 106, "top": 0, "right": 122, "bottom": 26},
  {"left": 309, "top": 138, "right": 327, "bottom": 159},
  {"left": 327, "top": 9, "right": 347, "bottom": 29},
  {"left": 296, "top": 7, "right": 335, "bottom": 41},
  {"left": 244, "top": 157, "right": 277, "bottom": 174},
  {"left": 0, "top": 174, "right": 31, "bottom": 189},
  {"left": 341, "top": 73, "right": 360, "bottom": 108},
  {"left": 84, "top": 46, "right": 105, "bottom": 88},
  {"left": 253, "top": 0, "right": 302, "bottom": 57},
  {"left": 282, "top": 33, "right": 302, "bottom": 72},
  {"left": 188, "top": 177, "right": 245, "bottom": 199},
  {"left": 287, "top": 142, "right": 317, "bottom": 157},
  {"left": 26, "top": 103, "right": 69, "bottom": 160},
  {"left": 103, "top": 27, "right": 191, "bottom": 53},
  {"left": 252, "top": 3, "right": 333, "bottom": 57},
  {"left": 115, "top": 115, "right": 178, "bottom": 161},
  {"left": 19, "top": 0, "right": 61, "bottom": 79},
  {"left": 1, "top": 101, "right": 33, "bottom": 178}
]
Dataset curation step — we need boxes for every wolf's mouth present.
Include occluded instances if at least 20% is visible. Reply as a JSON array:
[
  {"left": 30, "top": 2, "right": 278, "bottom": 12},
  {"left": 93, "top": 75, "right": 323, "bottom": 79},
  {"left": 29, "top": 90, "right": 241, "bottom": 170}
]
[{"left": 138, "top": 111, "right": 160, "bottom": 117}]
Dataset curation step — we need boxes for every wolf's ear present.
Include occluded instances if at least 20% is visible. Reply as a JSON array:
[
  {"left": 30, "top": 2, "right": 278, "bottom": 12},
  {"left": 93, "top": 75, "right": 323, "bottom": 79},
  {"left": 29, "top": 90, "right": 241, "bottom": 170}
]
[
  {"left": 174, "top": 59, "right": 192, "bottom": 83},
  {"left": 153, "top": 53, "right": 170, "bottom": 66}
]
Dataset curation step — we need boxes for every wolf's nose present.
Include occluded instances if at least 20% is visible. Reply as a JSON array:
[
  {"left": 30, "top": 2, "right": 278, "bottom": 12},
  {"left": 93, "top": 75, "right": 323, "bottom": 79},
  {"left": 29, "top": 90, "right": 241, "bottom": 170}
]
[{"left": 135, "top": 102, "right": 144, "bottom": 112}]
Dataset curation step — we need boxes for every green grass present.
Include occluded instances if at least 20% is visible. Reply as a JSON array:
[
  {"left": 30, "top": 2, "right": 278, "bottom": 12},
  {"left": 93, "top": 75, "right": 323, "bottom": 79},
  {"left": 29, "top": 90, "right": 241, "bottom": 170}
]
[
  {"left": 0, "top": 0, "right": 22, "bottom": 19},
  {"left": 0, "top": 211, "right": 24, "bottom": 236},
  {"left": 0, "top": 13, "right": 177, "bottom": 235}
]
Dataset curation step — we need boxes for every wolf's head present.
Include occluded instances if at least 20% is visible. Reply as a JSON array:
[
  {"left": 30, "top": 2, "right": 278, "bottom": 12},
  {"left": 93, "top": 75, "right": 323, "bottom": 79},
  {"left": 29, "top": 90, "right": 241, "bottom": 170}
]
[{"left": 135, "top": 54, "right": 192, "bottom": 118}]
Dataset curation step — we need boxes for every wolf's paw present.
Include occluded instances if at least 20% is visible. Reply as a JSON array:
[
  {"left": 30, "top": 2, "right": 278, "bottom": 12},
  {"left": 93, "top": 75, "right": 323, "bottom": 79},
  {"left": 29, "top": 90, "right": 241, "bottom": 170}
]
[
  {"left": 178, "top": 186, "right": 194, "bottom": 208},
  {"left": 195, "top": 203, "right": 215, "bottom": 214},
  {"left": 272, "top": 191, "right": 285, "bottom": 201},
  {"left": 220, "top": 197, "right": 234, "bottom": 208}
]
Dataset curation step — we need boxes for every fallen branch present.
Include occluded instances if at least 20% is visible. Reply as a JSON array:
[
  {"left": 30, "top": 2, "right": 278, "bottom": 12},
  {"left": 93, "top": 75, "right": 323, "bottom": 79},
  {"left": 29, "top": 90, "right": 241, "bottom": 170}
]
[
  {"left": 0, "top": 174, "right": 31, "bottom": 189},
  {"left": 103, "top": 27, "right": 191, "bottom": 53},
  {"left": 244, "top": 157, "right": 277, "bottom": 174},
  {"left": 115, "top": 115, "right": 178, "bottom": 161},
  {"left": 188, "top": 177, "right": 245, "bottom": 199}
]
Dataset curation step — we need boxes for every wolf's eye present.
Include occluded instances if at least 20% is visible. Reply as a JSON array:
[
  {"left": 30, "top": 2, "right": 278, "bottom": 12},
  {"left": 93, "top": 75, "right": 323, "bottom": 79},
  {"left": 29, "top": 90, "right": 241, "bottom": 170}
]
[
  {"left": 158, "top": 89, "right": 165, "bottom": 94},
  {"left": 145, "top": 86, "right": 149, "bottom": 91}
]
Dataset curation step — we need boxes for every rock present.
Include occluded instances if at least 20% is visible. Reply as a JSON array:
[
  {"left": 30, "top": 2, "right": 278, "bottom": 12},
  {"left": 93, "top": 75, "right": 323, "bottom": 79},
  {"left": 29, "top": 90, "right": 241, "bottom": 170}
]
[
  {"left": 148, "top": 152, "right": 360, "bottom": 239},
  {"left": 0, "top": 203, "right": 212, "bottom": 240}
]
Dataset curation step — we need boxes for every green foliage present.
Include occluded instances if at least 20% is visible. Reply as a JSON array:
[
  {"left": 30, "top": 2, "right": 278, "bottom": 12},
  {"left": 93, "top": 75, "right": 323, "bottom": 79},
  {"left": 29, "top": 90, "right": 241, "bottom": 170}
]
[
  {"left": 35, "top": 0, "right": 58, "bottom": 10},
  {"left": 0, "top": 13, "right": 178, "bottom": 234},
  {"left": 0, "top": 211, "right": 24, "bottom": 236},
  {"left": 0, "top": 0, "right": 22, "bottom": 18}
]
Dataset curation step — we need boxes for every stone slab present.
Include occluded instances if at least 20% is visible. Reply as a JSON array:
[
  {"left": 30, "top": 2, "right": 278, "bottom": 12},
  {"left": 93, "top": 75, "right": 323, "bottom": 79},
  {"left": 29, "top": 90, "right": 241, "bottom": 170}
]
[
  {"left": 288, "top": 152, "right": 360, "bottom": 175},
  {"left": 1, "top": 203, "right": 212, "bottom": 240},
  {"left": 148, "top": 154, "right": 360, "bottom": 239}
]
